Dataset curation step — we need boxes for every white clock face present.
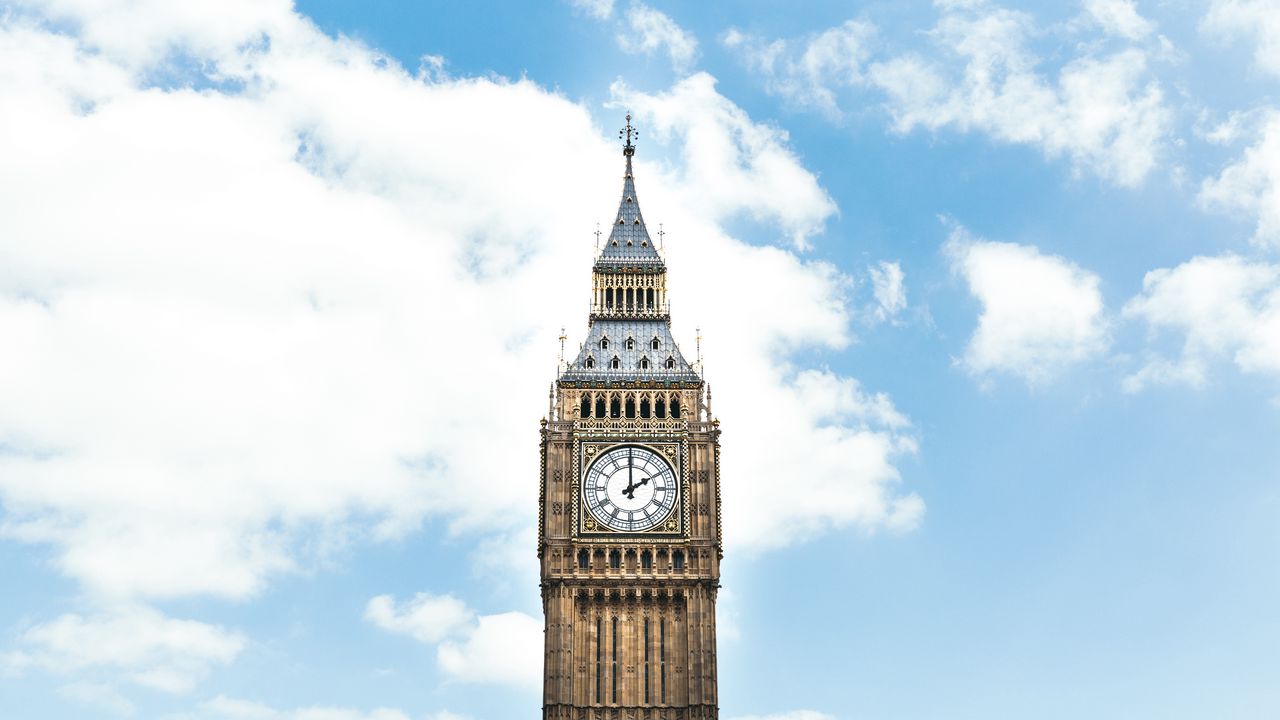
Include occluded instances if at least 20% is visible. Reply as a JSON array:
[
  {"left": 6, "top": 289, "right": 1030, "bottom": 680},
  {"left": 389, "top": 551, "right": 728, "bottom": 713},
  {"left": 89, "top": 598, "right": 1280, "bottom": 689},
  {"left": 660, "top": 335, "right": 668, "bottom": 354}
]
[{"left": 583, "top": 445, "right": 678, "bottom": 532}]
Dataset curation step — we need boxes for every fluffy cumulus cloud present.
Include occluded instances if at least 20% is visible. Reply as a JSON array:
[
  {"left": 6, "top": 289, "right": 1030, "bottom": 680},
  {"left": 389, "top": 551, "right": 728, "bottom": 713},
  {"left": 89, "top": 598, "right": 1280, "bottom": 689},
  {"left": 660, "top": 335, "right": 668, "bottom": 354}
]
[
  {"left": 1203, "top": 0, "right": 1280, "bottom": 77},
  {"left": 365, "top": 593, "right": 541, "bottom": 689},
  {"left": 363, "top": 593, "right": 475, "bottom": 645},
  {"left": 4, "top": 606, "right": 244, "bottom": 694},
  {"left": 723, "top": 20, "right": 876, "bottom": 117},
  {"left": 1123, "top": 255, "right": 1280, "bottom": 391},
  {"left": 0, "top": 0, "right": 920, "bottom": 694},
  {"left": 719, "top": 367, "right": 920, "bottom": 546},
  {"left": 945, "top": 227, "right": 1109, "bottom": 383},
  {"left": 616, "top": 2, "right": 698, "bottom": 73},
  {"left": 868, "top": 4, "right": 1170, "bottom": 186},
  {"left": 0, "top": 11, "right": 606, "bottom": 604},
  {"left": 1200, "top": 110, "right": 1280, "bottom": 248}
]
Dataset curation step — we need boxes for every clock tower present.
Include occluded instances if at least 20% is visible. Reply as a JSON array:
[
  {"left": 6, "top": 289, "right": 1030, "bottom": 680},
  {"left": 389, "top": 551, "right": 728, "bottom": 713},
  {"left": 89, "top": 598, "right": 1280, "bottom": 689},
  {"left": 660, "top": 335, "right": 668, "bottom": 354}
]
[{"left": 540, "top": 116, "right": 721, "bottom": 720}]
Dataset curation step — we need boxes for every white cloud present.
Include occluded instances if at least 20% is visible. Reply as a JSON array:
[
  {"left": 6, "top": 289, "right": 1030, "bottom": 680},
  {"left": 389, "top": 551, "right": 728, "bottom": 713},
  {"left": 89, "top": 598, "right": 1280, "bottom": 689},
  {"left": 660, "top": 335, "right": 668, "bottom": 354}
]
[
  {"left": 1084, "top": 0, "right": 1154, "bottom": 40},
  {"left": 868, "top": 4, "right": 1170, "bottom": 186},
  {"left": 363, "top": 593, "right": 474, "bottom": 645},
  {"left": 728, "top": 712, "right": 836, "bottom": 720},
  {"left": 188, "top": 695, "right": 413, "bottom": 720},
  {"left": 723, "top": 20, "right": 876, "bottom": 117},
  {"left": 711, "top": 366, "right": 922, "bottom": 548},
  {"left": 0, "top": 10, "right": 617, "bottom": 603},
  {"left": 945, "top": 227, "right": 1109, "bottom": 383},
  {"left": 0, "top": 0, "right": 917, "bottom": 643},
  {"left": 723, "top": 5, "right": 1170, "bottom": 185},
  {"left": 5, "top": 606, "right": 244, "bottom": 694},
  {"left": 365, "top": 593, "right": 542, "bottom": 689},
  {"left": 616, "top": 2, "right": 698, "bottom": 73},
  {"left": 567, "top": 0, "right": 614, "bottom": 20},
  {"left": 1203, "top": 0, "right": 1280, "bottom": 77},
  {"left": 11, "top": 0, "right": 296, "bottom": 72},
  {"left": 437, "top": 612, "right": 543, "bottom": 688},
  {"left": 1122, "top": 255, "right": 1280, "bottom": 391},
  {"left": 1200, "top": 110, "right": 1280, "bottom": 249},
  {"left": 868, "top": 261, "right": 907, "bottom": 323},
  {"left": 612, "top": 73, "right": 837, "bottom": 249},
  {"left": 1200, "top": 109, "right": 1256, "bottom": 146}
]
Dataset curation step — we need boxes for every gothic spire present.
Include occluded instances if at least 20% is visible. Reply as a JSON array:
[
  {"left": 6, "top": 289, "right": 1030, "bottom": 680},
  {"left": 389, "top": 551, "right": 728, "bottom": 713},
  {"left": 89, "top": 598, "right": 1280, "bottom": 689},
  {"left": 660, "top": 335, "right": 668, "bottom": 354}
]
[{"left": 597, "top": 113, "right": 662, "bottom": 267}]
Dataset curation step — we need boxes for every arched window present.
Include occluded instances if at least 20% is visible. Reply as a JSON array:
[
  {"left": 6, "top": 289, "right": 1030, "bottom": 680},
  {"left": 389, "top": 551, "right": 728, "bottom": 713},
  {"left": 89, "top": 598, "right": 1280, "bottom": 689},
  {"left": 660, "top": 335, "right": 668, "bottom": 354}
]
[
  {"left": 646, "top": 288, "right": 654, "bottom": 308},
  {"left": 610, "top": 396, "right": 621, "bottom": 418},
  {"left": 640, "top": 397, "right": 651, "bottom": 418},
  {"left": 665, "top": 356, "right": 675, "bottom": 369},
  {"left": 640, "top": 550, "right": 652, "bottom": 570},
  {"left": 610, "top": 356, "right": 621, "bottom": 370},
  {"left": 600, "top": 337, "right": 609, "bottom": 350},
  {"left": 577, "top": 549, "right": 589, "bottom": 569},
  {"left": 626, "top": 288, "right": 634, "bottom": 307},
  {"left": 585, "top": 356, "right": 595, "bottom": 368},
  {"left": 672, "top": 550, "right": 684, "bottom": 571},
  {"left": 651, "top": 337, "right": 660, "bottom": 350},
  {"left": 609, "top": 550, "right": 621, "bottom": 569},
  {"left": 639, "top": 357, "right": 650, "bottom": 370},
  {"left": 626, "top": 337, "right": 635, "bottom": 350},
  {"left": 670, "top": 397, "right": 681, "bottom": 419},
  {"left": 625, "top": 396, "right": 636, "bottom": 418},
  {"left": 580, "top": 394, "right": 590, "bottom": 418},
  {"left": 595, "top": 396, "right": 606, "bottom": 418},
  {"left": 655, "top": 397, "right": 666, "bottom": 418},
  {"left": 605, "top": 288, "right": 614, "bottom": 308}
]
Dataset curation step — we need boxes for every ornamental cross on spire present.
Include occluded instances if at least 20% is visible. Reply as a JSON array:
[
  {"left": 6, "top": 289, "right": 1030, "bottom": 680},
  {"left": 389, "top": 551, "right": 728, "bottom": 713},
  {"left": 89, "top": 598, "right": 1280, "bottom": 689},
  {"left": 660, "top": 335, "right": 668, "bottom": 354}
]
[{"left": 619, "top": 113, "right": 637, "bottom": 157}]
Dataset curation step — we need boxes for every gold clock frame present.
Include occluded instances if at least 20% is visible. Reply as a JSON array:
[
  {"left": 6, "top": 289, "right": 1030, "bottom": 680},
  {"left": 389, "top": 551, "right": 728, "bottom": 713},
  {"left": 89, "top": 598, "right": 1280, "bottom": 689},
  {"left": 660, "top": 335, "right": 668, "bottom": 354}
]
[{"left": 572, "top": 437, "right": 690, "bottom": 541}]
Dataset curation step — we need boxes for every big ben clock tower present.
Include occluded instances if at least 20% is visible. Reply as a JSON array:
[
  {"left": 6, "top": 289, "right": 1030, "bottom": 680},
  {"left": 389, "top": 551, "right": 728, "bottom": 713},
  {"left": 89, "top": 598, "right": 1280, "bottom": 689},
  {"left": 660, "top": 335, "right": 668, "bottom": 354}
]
[{"left": 540, "top": 116, "right": 721, "bottom": 720}]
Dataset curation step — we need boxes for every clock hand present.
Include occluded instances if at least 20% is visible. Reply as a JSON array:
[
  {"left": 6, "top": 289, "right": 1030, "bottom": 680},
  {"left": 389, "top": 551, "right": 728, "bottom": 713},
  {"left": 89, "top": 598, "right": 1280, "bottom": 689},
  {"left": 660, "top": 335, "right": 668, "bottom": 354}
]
[
  {"left": 622, "top": 449, "right": 637, "bottom": 498},
  {"left": 622, "top": 474, "right": 650, "bottom": 500}
]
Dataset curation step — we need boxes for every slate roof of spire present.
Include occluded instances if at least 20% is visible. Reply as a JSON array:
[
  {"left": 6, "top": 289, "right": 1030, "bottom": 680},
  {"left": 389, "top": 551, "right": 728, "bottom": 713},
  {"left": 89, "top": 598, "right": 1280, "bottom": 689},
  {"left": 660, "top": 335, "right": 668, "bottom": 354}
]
[
  {"left": 596, "top": 144, "right": 664, "bottom": 269},
  {"left": 561, "top": 319, "right": 700, "bottom": 384}
]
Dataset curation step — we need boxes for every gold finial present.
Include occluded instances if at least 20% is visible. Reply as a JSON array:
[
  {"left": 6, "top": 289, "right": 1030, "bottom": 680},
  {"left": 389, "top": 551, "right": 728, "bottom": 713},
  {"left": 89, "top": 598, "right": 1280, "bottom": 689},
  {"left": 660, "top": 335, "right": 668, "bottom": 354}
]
[
  {"left": 696, "top": 327, "right": 702, "bottom": 369},
  {"left": 594, "top": 223, "right": 601, "bottom": 252},
  {"left": 658, "top": 223, "right": 665, "bottom": 252},
  {"left": 619, "top": 113, "right": 637, "bottom": 157},
  {"left": 558, "top": 327, "right": 567, "bottom": 367}
]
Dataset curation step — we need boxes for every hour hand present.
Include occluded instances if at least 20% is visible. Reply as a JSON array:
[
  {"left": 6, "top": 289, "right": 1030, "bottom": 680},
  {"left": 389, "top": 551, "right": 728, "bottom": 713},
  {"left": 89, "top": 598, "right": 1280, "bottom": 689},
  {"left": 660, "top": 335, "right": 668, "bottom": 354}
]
[{"left": 623, "top": 474, "right": 650, "bottom": 499}]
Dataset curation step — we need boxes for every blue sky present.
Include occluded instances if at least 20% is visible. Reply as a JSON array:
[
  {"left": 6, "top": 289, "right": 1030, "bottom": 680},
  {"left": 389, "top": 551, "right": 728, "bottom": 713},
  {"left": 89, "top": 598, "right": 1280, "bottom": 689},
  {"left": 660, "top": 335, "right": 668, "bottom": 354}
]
[{"left": 1, "top": 1, "right": 1279, "bottom": 719}]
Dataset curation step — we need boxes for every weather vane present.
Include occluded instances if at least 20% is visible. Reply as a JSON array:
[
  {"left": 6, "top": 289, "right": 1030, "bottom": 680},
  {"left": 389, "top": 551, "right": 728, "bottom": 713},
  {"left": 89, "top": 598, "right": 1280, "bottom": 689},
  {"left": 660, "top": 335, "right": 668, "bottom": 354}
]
[
  {"left": 657, "top": 223, "right": 665, "bottom": 251},
  {"left": 594, "top": 222, "right": 602, "bottom": 251},
  {"left": 619, "top": 112, "right": 637, "bottom": 156}
]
